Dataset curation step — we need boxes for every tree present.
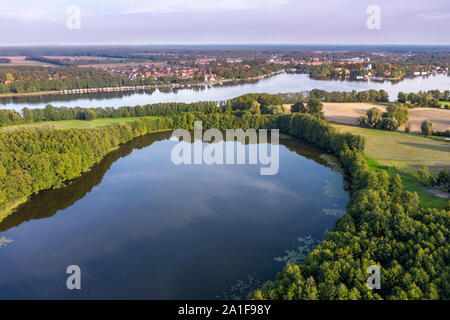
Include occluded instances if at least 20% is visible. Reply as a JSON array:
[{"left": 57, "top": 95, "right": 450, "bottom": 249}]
[
  {"left": 398, "top": 92, "right": 407, "bottom": 103},
  {"left": 306, "top": 99, "right": 324, "bottom": 118},
  {"left": 0, "top": 163, "right": 6, "bottom": 180},
  {"left": 266, "top": 104, "right": 285, "bottom": 115},
  {"left": 416, "top": 166, "right": 430, "bottom": 184},
  {"left": 437, "top": 169, "right": 449, "bottom": 186},
  {"left": 386, "top": 104, "right": 409, "bottom": 126},
  {"left": 421, "top": 120, "right": 433, "bottom": 137},
  {"left": 358, "top": 107, "right": 382, "bottom": 128},
  {"left": 85, "top": 110, "right": 97, "bottom": 121},
  {"left": 249, "top": 101, "right": 261, "bottom": 114},
  {"left": 291, "top": 101, "right": 305, "bottom": 113}
]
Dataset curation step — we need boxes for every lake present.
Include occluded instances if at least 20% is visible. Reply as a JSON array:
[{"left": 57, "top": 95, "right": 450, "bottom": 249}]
[
  {"left": 1, "top": 73, "right": 449, "bottom": 111},
  {"left": 0, "top": 131, "right": 348, "bottom": 299}
]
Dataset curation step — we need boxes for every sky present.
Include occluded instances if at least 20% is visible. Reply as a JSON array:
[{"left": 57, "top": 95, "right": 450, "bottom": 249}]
[{"left": 0, "top": 0, "right": 449, "bottom": 45}]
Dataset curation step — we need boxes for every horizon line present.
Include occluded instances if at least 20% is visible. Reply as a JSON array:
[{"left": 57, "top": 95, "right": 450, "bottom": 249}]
[{"left": 0, "top": 43, "right": 449, "bottom": 47}]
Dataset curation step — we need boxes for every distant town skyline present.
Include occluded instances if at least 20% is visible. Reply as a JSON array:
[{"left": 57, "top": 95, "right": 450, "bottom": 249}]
[{"left": 1, "top": 0, "right": 449, "bottom": 45}]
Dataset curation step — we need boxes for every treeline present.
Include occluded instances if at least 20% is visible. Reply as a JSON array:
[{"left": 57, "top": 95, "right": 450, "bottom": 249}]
[
  {"left": 0, "top": 93, "right": 291, "bottom": 127},
  {"left": 307, "top": 89, "right": 389, "bottom": 103},
  {"left": 24, "top": 56, "right": 119, "bottom": 67},
  {"left": 250, "top": 113, "right": 449, "bottom": 300},
  {"left": 398, "top": 90, "right": 450, "bottom": 108},
  {"left": 0, "top": 65, "right": 108, "bottom": 82},
  {"left": 25, "top": 56, "right": 75, "bottom": 67},
  {"left": 227, "top": 89, "right": 390, "bottom": 106},
  {"left": 0, "top": 66, "right": 129, "bottom": 94},
  {"left": 0, "top": 102, "right": 217, "bottom": 127}
]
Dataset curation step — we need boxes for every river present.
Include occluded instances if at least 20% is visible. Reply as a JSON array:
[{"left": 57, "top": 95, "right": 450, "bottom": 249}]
[{"left": 1, "top": 73, "right": 449, "bottom": 111}]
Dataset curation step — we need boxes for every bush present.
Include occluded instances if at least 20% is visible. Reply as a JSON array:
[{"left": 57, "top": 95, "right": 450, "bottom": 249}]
[
  {"left": 386, "top": 104, "right": 409, "bottom": 126},
  {"left": 421, "top": 120, "right": 433, "bottom": 136},
  {"left": 85, "top": 109, "right": 97, "bottom": 121}
]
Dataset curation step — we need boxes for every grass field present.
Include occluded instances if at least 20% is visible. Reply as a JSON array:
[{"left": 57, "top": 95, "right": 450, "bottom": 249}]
[
  {"left": 333, "top": 124, "right": 450, "bottom": 172},
  {"left": 0, "top": 116, "right": 167, "bottom": 132},
  {"left": 333, "top": 124, "right": 449, "bottom": 209}
]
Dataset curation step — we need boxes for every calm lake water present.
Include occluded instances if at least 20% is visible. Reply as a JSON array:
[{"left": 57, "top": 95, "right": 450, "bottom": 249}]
[
  {"left": 2, "top": 73, "right": 449, "bottom": 111},
  {"left": 0, "top": 131, "right": 348, "bottom": 299}
]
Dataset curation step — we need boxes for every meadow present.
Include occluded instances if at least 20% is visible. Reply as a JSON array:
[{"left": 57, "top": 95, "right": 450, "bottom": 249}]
[{"left": 0, "top": 116, "right": 166, "bottom": 131}]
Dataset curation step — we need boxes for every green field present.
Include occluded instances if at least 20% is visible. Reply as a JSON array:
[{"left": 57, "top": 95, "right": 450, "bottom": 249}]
[
  {"left": 332, "top": 124, "right": 450, "bottom": 173},
  {"left": 0, "top": 116, "right": 167, "bottom": 132},
  {"left": 333, "top": 124, "right": 450, "bottom": 209}
]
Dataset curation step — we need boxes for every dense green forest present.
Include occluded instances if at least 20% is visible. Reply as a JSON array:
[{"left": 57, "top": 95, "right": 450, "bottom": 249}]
[
  {"left": 0, "top": 93, "right": 448, "bottom": 299},
  {"left": 248, "top": 114, "right": 449, "bottom": 300}
]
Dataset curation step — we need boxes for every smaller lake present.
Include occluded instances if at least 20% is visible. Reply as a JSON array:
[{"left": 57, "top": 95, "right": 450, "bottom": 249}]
[
  {"left": 1, "top": 73, "right": 449, "bottom": 111},
  {"left": 0, "top": 132, "right": 348, "bottom": 299}
]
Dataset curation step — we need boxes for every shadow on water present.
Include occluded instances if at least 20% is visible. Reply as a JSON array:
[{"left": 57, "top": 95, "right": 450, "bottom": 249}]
[{"left": 0, "top": 131, "right": 339, "bottom": 232}]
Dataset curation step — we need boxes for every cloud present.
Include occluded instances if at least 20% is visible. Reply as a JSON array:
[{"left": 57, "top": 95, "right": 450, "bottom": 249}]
[{"left": 122, "top": 0, "right": 289, "bottom": 14}]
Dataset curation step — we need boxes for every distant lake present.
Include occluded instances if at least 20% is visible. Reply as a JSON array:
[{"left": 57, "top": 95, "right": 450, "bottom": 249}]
[
  {"left": 1, "top": 73, "right": 449, "bottom": 111},
  {"left": 0, "top": 131, "right": 348, "bottom": 299}
]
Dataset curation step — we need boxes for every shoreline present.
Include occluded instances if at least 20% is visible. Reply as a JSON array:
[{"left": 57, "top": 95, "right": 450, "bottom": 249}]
[{"left": 0, "top": 128, "right": 173, "bottom": 224}]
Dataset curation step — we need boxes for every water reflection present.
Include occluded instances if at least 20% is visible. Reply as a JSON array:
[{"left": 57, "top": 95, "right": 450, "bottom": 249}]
[{"left": 0, "top": 132, "right": 333, "bottom": 231}]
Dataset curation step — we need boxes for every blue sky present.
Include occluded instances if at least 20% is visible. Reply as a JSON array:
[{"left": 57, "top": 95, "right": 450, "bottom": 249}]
[{"left": 0, "top": 0, "right": 449, "bottom": 45}]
